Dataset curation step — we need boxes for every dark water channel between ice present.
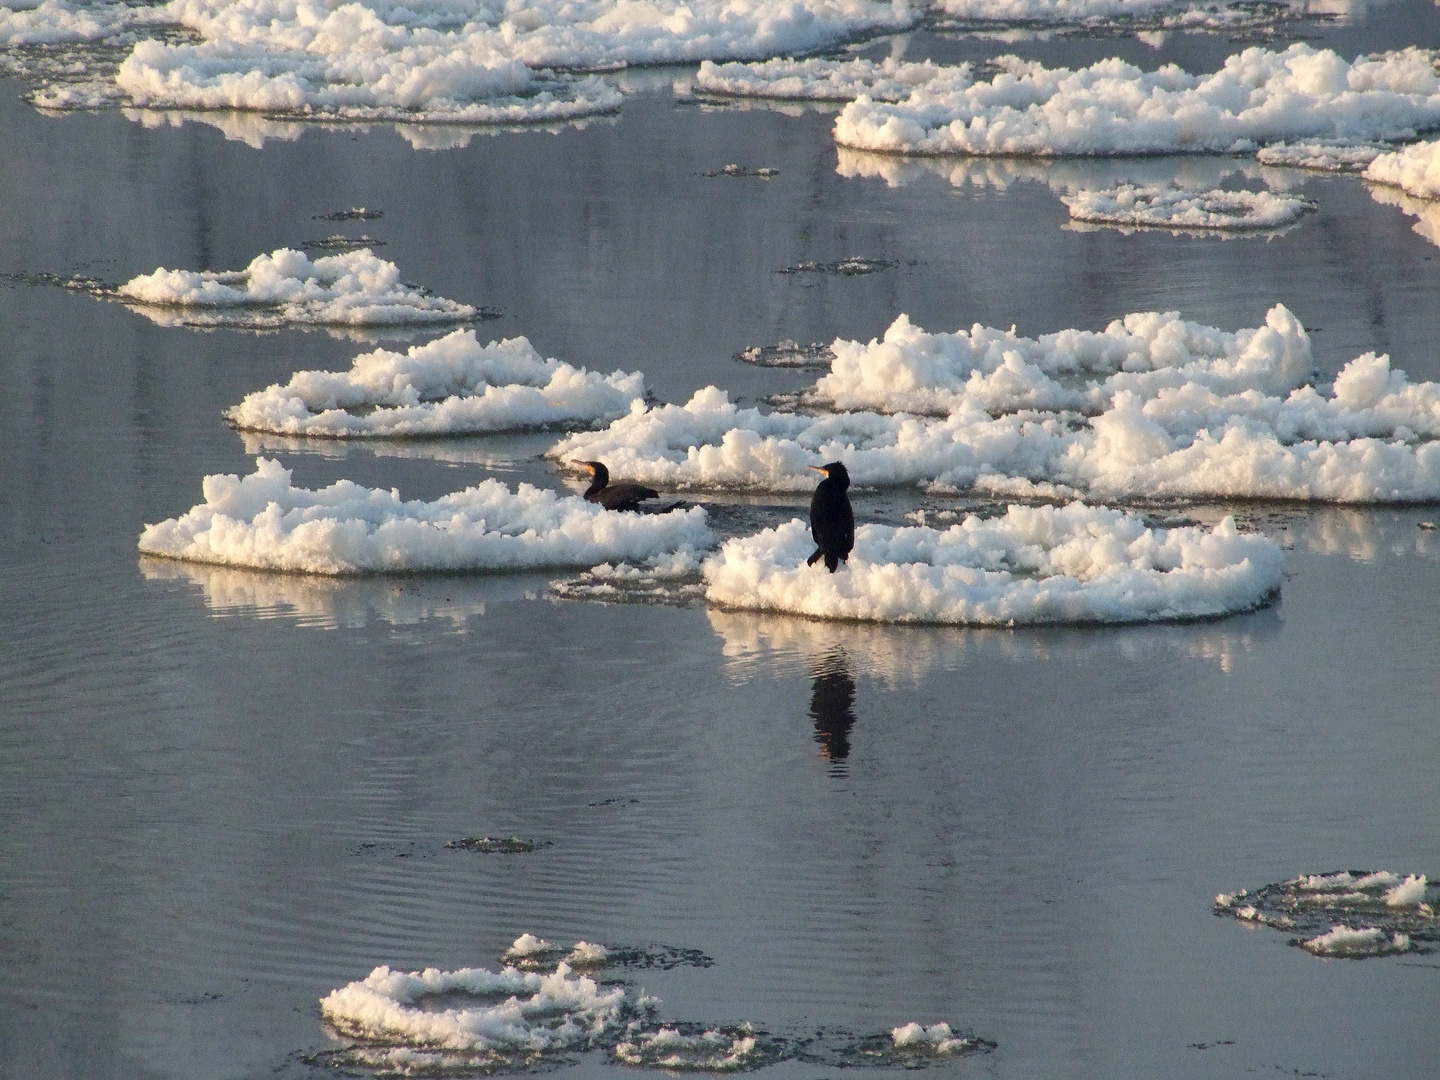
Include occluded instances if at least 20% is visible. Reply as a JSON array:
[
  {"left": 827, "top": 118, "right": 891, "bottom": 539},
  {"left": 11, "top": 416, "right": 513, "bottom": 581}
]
[{"left": 4, "top": 7, "right": 1440, "bottom": 1077}]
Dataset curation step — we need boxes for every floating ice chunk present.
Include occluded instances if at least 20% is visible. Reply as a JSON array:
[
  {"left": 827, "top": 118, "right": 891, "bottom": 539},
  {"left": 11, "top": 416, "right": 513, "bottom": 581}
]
[
  {"left": 117, "top": 248, "right": 475, "bottom": 327},
  {"left": 890, "top": 1022, "right": 976, "bottom": 1054},
  {"left": 319, "top": 961, "right": 629, "bottom": 1054},
  {"left": 1217, "top": 870, "right": 1439, "bottom": 957},
  {"left": 1061, "top": 185, "right": 1313, "bottom": 231},
  {"left": 114, "top": 38, "right": 623, "bottom": 123},
  {"left": 137, "top": 458, "right": 714, "bottom": 575},
  {"left": 834, "top": 46, "right": 1440, "bottom": 157},
  {"left": 1301, "top": 925, "right": 1411, "bottom": 957},
  {"left": 813, "top": 304, "right": 1314, "bottom": 415},
  {"left": 6, "top": 0, "right": 914, "bottom": 118},
  {"left": 227, "top": 330, "right": 644, "bottom": 437},
  {"left": 1385, "top": 874, "right": 1428, "bottom": 907},
  {"left": 695, "top": 56, "right": 957, "bottom": 103},
  {"left": 557, "top": 306, "right": 1440, "bottom": 502},
  {"left": 614, "top": 1024, "right": 763, "bottom": 1070},
  {"left": 550, "top": 386, "right": 1079, "bottom": 492},
  {"left": 1364, "top": 138, "right": 1440, "bottom": 199},
  {"left": 1257, "top": 140, "right": 1389, "bottom": 171},
  {"left": 702, "top": 505, "right": 1283, "bottom": 626},
  {"left": 506, "top": 934, "right": 557, "bottom": 958},
  {"left": 568, "top": 942, "right": 609, "bottom": 965}
]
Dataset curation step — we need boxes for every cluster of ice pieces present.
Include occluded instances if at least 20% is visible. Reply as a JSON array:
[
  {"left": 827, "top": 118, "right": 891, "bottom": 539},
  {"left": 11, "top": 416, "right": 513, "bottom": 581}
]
[
  {"left": 558, "top": 305, "right": 1440, "bottom": 503},
  {"left": 689, "top": 45, "right": 1440, "bottom": 158},
  {"left": 3, "top": 0, "right": 913, "bottom": 121},
  {"left": 319, "top": 935, "right": 987, "bottom": 1073},
  {"left": 320, "top": 962, "right": 627, "bottom": 1060},
  {"left": 1061, "top": 184, "right": 1313, "bottom": 232},
  {"left": 227, "top": 330, "right": 644, "bottom": 437},
  {"left": 701, "top": 504, "right": 1283, "bottom": 625},
  {"left": 1216, "top": 870, "right": 1438, "bottom": 958},
  {"left": 1257, "top": 140, "right": 1390, "bottom": 172},
  {"left": 137, "top": 457, "right": 713, "bottom": 574},
  {"left": 117, "top": 248, "right": 475, "bottom": 328}
]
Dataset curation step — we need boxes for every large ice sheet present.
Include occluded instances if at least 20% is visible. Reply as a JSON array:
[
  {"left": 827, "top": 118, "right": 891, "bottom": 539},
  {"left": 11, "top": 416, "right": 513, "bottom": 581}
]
[
  {"left": 702, "top": 504, "right": 1284, "bottom": 625},
  {"left": 833, "top": 45, "right": 1440, "bottom": 156},
  {"left": 227, "top": 329, "right": 644, "bottom": 437},
  {"left": 117, "top": 247, "right": 476, "bottom": 327},
  {"left": 554, "top": 307, "right": 1440, "bottom": 502},
  {"left": 1363, "top": 137, "right": 1440, "bottom": 199},
  {"left": 137, "top": 458, "right": 714, "bottom": 574},
  {"left": 6, "top": 0, "right": 913, "bottom": 119}
]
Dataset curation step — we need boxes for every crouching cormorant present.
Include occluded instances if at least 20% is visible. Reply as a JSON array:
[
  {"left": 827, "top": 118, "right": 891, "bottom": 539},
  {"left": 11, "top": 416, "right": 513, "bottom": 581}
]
[
  {"left": 807, "top": 461, "right": 854, "bottom": 572},
  {"left": 572, "top": 460, "right": 660, "bottom": 511}
]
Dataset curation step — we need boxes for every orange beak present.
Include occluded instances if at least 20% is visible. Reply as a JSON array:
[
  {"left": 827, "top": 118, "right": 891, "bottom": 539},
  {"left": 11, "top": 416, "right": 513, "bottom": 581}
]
[
  {"left": 807, "top": 465, "right": 829, "bottom": 476},
  {"left": 570, "top": 460, "right": 596, "bottom": 474}
]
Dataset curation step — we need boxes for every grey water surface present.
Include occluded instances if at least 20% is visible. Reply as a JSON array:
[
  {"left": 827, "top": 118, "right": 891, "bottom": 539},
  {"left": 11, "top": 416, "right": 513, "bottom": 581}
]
[{"left": 4, "top": 5, "right": 1440, "bottom": 1077}]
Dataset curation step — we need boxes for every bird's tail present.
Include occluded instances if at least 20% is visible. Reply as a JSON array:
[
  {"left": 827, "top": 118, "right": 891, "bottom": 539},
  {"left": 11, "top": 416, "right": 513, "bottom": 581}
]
[
  {"left": 808, "top": 548, "right": 824, "bottom": 567},
  {"left": 824, "top": 553, "right": 839, "bottom": 573}
]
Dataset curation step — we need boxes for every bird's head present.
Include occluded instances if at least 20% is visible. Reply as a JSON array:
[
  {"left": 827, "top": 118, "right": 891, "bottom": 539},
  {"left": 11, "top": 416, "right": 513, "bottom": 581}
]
[
  {"left": 808, "top": 461, "right": 850, "bottom": 488},
  {"left": 571, "top": 460, "right": 608, "bottom": 486}
]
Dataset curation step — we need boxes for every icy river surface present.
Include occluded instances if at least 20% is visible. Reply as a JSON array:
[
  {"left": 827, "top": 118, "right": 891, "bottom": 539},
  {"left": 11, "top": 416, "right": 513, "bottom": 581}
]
[{"left": 4, "top": 3, "right": 1440, "bottom": 1077}]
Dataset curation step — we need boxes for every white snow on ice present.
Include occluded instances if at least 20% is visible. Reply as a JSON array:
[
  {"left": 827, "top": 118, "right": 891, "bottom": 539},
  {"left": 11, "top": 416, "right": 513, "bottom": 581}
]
[
  {"left": 3, "top": 0, "right": 914, "bottom": 120},
  {"left": 227, "top": 329, "right": 644, "bottom": 437},
  {"left": 696, "top": 56, "right": 956, "bottom": 103},
  {"left": 890, "top": 1022, "right": 976, "bottom": 1054},
  {"left": 614, "top": 1026, "right": 761, "bottom": 1070},
  {"left": 117, "top": 247, "right": 476, "bottom": 328},
  {"left": 701, "top": 503, "right": 1283, "bottom": 625},
  {"left": 319, "top": 961, "right": 628, "bottom": 1054},
  {"left": 557, "top": 305, "right": 1440, "bottom": 503},
  {"left": 137, "top": 457, "right": 714, "bottom": 574},
  {"left": 1301, "top": 925, "right": 1412, "bottom": 957},
  {"left": 1060, "top": 184, "right": 1313, "bottom": 231},
  {"left": 1256, "top": 139, "right": 1390, "bottom": 171},
  {"left": 1364, "top": 137, "right": 1440, "bottom": 199},
  {"left": 832, "top": 45, "right": 1440, "bottom": 157}
]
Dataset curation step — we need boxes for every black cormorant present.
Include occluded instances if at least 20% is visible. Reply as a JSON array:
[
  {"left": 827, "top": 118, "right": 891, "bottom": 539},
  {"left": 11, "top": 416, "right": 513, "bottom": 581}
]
[
  {"left": 807, "top": 461, "right": 854, "bottom": 572},
  {"left": 571, "top": 460, "right": 660, "bottom": 511}
]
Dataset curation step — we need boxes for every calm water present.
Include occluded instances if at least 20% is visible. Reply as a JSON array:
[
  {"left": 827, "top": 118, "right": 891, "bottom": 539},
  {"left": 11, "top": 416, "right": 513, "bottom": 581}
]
[{"left": 4, "top": 6, "right": 1440, "bottom": 1077}]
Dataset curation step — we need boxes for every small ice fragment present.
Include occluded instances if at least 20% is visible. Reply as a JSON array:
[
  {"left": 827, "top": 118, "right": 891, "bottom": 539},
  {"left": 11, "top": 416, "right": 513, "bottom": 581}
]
[
  {"left": 567, "top": 942, "right": 609, "bottom": 964},
  {"left": 891, "top": 1021, "right": 970, "bottom": 1053},
  {"left": 507, "top": 933, "right": 555, "bottom": 957},
  {"left": 1384, "top": 874, "right": 1428, "bottom": 907}
]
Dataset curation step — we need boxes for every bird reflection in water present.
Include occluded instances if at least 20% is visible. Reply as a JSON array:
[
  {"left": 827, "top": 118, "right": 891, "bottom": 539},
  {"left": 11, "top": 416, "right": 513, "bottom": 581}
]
[{"left": 809, "top": 648, "right": 857, "bottom": 772}]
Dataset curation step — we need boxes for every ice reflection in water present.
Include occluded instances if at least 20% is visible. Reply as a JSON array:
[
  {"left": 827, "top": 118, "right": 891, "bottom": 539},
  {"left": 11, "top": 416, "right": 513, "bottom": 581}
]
[
  {"left": 122, "top": 107, "right": 616, "bottom": 151},
  {"left": 138, "top": 558, "right": 550, "bottom": 630},
  {"left": 1368, "top": 181, "right": 1440, "bottom": 250},
  {"left": 709, "top": 605, "right": 1280, "bottom": 682}
]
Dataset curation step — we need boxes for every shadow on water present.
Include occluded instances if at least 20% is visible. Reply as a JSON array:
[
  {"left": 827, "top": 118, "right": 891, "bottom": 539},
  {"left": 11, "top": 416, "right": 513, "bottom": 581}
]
[{"left": 809, "top": 647, "right": 858, "bottom": 772}]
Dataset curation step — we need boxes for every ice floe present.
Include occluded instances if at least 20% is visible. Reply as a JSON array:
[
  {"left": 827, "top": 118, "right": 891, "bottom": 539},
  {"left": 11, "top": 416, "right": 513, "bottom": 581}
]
[
  {"left": 556, "top": 305, "right": 1440, "bottom": 503},
  {"left": 319, "top": 962, "right": 631, "bottom": 1064},
  {"left": 317, "top": 936, "right": 989, "bottom": 1075},
  {"left": 929, "top": 0, "right": 1322, "bottom": 29},
  {"left": 1364, "top": 137, "right": 1440, "bottom": 199},
  {"left": 227, "top": 330, "right": 644, "bottom": 437},
  {"left": 1216, "top": 870, "right": 1439, "bottom": 958},
  {"left": 1060, "top": 184, "right": 1314, "bottom": 232},
  {"left": 701, "top": 504, "right": 1283, "bottom": 625},
  {"left": 614, "top": 1024, "right": 776, "bottom": 1071},
  {"left": 137, "top": 458, "right": 714, "bottom": 574},
  {"left": 696, "top": 56, "right": 955, "bottom": 103},
  {"left": 4, "top": 0, "right": 914, "bottom": 121},
  {"left": 116, "top": 248, "right": 476, "bottom": 328},
  {"left": 832, "top": 45, "right": 1440, "bottom": 157},
  {"left": 1256, "top": 139, "right": 1390, "bottom": 171}
]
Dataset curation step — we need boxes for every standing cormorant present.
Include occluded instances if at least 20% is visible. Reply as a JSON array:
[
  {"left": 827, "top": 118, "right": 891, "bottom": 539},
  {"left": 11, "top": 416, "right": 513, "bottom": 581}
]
[
  {"left": 571, "top": 460, "right": 660, "bottom": 511},
  {"left": 807, "top": 461, "right": 854, "bottom": 572}
]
